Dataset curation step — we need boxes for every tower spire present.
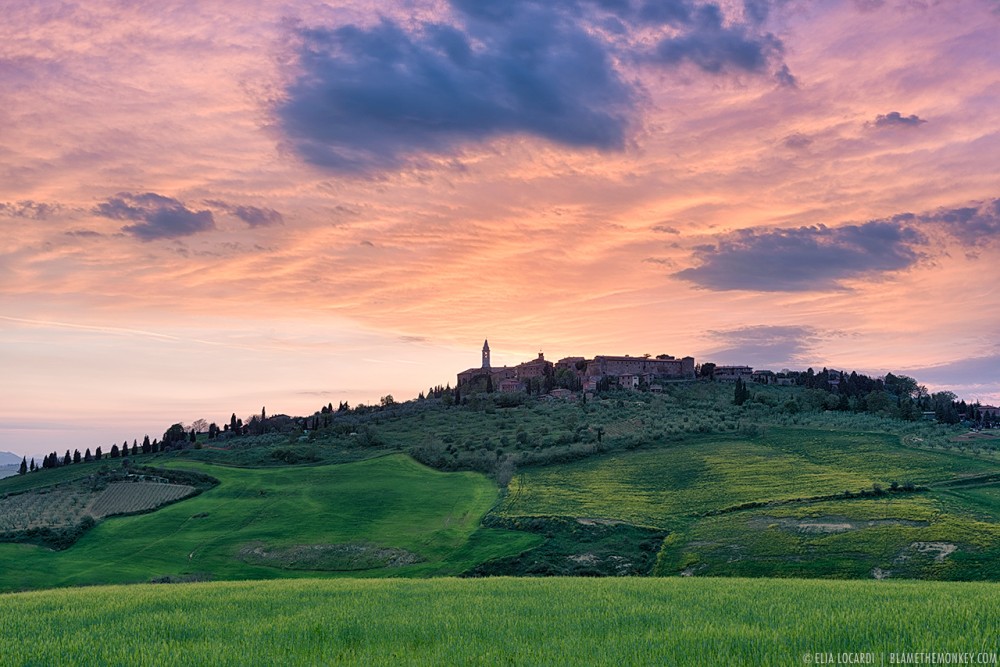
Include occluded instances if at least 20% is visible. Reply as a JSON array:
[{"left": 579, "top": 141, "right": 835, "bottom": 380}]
[{"left": 482, "top": 339, "right": 491, "bottom": 369}]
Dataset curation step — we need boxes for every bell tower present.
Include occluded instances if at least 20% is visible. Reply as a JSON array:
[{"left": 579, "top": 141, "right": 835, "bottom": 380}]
[{"left": 482, "top": 339, "right": 491, "bottom": 369}]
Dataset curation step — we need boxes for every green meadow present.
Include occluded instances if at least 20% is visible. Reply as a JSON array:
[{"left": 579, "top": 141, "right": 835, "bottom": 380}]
[
  {"left": 498, "top": 427, "right": 1000, "bottom": 578},
  {"left": 0, "top": 455, "right": 538, "bottom": 592},
  {"left": 1, "top": 577, "right": 998, "bottom": 666},
  {"left": 500, "top": 428, "right": 996, "bottom": 528}
]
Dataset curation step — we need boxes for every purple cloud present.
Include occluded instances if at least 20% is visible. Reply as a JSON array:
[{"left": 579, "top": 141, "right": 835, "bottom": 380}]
[
  {"left": 873, "top": 111, "right": 926, "bottom": 128},
  {"left": 94, "top": 192, "right": 214, "bottom": 241},
  {"left": 278, "top": 0, "right": 790, "bottom": 173}
]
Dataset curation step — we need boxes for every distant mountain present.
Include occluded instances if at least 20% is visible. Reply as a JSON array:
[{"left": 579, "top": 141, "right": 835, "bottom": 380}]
[{"left": 0, "top": 451, "right": 24, "bottom": 466}]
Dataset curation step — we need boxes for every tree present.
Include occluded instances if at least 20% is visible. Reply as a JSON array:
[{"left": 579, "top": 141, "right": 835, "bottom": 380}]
[
  {"left": 189, "top": 430, "right": 197, "bottom": 443},
  {"left": 734, "top": 378, "right": 750, "bottom": 406},
  {"left": 110, "top": 444, "right": 120, "bottom": 458},
  {"left": 84, "top": 448, "right": 93, "bottom": 462},
  {"left": 73, "top": 449, "right": 81, "bottom": 464},
  {"left": 700, "top": 363, "right": 716, "bottom": 380},
  {"left": 18, "top": 456, "right": 27, "bottom": 475},
  {"left": 95, "top": 446, "right": 103, "bottom": 461},
  {"left": 142, "top": 435, "right": 151, "bottom": 454},
  {"left": 163, "top": 423, "right": 187, "bottom": 445},
  {"left": 63, "top": 450, "right": 72, "bottom": 466},
  {"left": 29, "top": 458, "right": 36, "bottom": 472}
]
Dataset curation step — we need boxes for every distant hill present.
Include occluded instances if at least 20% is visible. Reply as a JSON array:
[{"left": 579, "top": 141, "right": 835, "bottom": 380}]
[{"left": 0, "top": 452, "right": 22, "bottom": 466}]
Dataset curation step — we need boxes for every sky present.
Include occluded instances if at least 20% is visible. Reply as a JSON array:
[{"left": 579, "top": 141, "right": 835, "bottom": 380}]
[{"left": 2, "top": 0, "right": 999, "bottom": 458}]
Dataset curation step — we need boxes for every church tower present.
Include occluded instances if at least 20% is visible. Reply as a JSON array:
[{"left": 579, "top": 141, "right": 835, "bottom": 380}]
[{"left": 482, "top": 339, "right": 491, "bottom": 369}]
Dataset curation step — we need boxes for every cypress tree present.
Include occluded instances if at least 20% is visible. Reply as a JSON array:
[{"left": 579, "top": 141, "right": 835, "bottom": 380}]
[
  {"left": 29, "top": 458, "right": 36, "bottom": 472},
  {"left": 73, "top": 450, "right": 81, "bottom": 464},
  {"left": 95, "top": 446, "right": 103, "bottom": 461},
  {"left": 18, "top": 456, "right": 27, "bottom": 475}
]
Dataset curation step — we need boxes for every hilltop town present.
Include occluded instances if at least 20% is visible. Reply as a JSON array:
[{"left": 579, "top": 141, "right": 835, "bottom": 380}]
[
  {"left": 456, "top": 340, "right": 763, "bottom": 395},
  {"left": 454, "top": 340, "right": 1000, "bottom": 425}
]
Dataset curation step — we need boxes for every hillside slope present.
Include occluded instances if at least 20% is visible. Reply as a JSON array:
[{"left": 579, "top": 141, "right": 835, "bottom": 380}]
[
  {"left": 496, "top": 428, "right": 1000, "bottom": 579},
  {"left": 0, "top": 455, "right": 538, "bottom": 592}
]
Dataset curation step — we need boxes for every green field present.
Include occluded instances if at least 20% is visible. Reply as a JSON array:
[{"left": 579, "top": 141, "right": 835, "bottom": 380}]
[
  {"left": 496, "top": 428, "right": 1000, "bottom": 578},
  {"left": 500, "top": 428, "right": 996, "bottom": 527},
  {"left": 0, "top": 455, "right": 539, "bottom": 592},
  {"left": 1, "top": 577, "right": 997, "bottom": 666}
]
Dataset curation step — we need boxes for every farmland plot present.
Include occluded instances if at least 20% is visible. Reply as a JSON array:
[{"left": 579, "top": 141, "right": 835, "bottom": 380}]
[
  {"left": 0, "top": 486, "right": 93, "bottom": 532},
  {"left": 88, "top": 482, "right": 195, "bottom": 518}
]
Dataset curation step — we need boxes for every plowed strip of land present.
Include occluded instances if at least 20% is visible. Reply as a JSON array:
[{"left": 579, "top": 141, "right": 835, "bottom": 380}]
[{"left": 88, "top": 482, "right": 194, "bottom": 518}]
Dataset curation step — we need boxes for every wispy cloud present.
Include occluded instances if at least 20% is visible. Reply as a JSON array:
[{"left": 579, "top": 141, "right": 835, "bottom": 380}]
[
  {"left": 674, "top": 198, "right": 1000, "bottom": 292},
  {"left": 705, "top": 324, "right": 823, "bottom": 368},
  {"left": 94, "top": 192, "right": 215, "bottom": 241},
  {"left": 205, "top": 200, "right": 284, "bottom": 227},
  {"left": 872, "top": 111, "right": 926, "bottom": 128},
  {"left": 675, "top": 220, "right": 925, "bottom": 291},
  {"left": 0, "top": 200, "right": 61, "bottom": 219}
]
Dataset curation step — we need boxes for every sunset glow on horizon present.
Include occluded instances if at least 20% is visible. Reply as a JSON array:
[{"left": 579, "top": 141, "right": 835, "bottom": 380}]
[{"left": 2, "top": 0, "right": 998, "bottom": 458}]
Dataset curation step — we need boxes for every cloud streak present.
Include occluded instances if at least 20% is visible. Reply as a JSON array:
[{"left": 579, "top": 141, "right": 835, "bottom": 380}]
[
  {"left": 706, "top": 325, "right": 822, "bottom": 368},
  {"left": 206, "top": 200, "right": 284, "bottom": 227},
  {"left": 873, "top": 111, "right": 926, "bottom": 128},
  {"left": 674, "top": 198, "right": 1000, "bottom": 292},
  {"left": 675, "top": 220, "right": 925, "bottom": 291},
  {"left": 94, "top": 192, "right": 214, "bottom": 241}
]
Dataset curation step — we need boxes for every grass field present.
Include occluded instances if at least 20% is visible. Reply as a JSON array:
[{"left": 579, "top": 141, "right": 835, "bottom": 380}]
[
  {"left": 499, "top": 428, "right": 996, "bottom": 528},
  {"left": 0, "top": 455, "right": 539, "bottom": 592},
  {"left": 1, "top": 577, "right": 997, "bottom": 666},
  {"left": 496, "top": 427, "right": 1000, "bottom": 579},
  {"left": 654, "top": 494, "right": 1000, "bottom": 579}
]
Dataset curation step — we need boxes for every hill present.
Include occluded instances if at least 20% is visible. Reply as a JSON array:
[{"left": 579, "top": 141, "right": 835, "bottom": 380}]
[
  {"left": 1, "top": 381, "right": 997, "bottom": 586},
  {"left": 0, "top": 452, "right": 22, "bottom": 466},
  {"left": 0, "top": 455, "right": 538, "bottom": 592},
  {"left": 1, "top": 577, "right": 998, "bottom": 666}
]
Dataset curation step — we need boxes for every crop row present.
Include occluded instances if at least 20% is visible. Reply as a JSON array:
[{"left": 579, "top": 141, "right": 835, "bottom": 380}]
[
  {"left": 0, "top": 487, "right": 95, "bottom": 532},
  {"left": 88, "top": 482, "right": 195, "bottom": 518}
]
